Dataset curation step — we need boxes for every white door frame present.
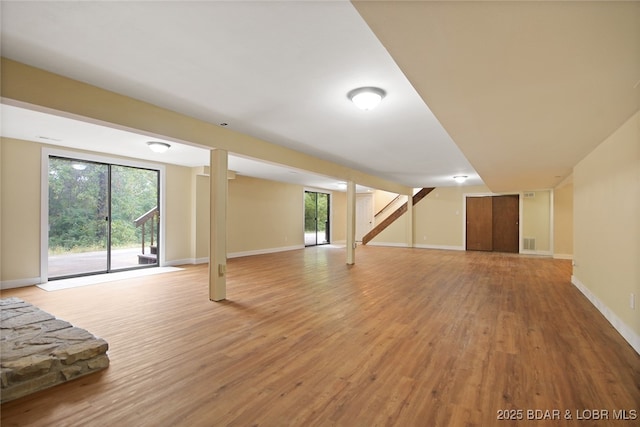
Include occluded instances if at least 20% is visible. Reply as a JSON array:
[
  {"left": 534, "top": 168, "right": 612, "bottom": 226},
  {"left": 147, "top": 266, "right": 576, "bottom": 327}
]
[
  {"left": 40, "top": 147, "right": 166, "bottom": 283},
  {"left": 356, "top": 193, "right": 374, "bottom": 242}
]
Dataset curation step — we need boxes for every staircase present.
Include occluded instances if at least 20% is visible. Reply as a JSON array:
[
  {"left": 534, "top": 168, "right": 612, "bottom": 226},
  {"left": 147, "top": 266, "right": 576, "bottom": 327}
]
[
  {"left": 362, "top": 188, "right": 434, "bottom": 245},
  {"left": 137, "top": 245, "right": 158, "bottom": 265},
  {"left": 134, "top": 206, "right": 159, "bottom": 265}
]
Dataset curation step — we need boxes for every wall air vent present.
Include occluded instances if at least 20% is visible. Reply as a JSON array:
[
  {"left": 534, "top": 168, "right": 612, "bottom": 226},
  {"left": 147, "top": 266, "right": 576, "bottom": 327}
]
[
  {"left": 524, "top": 237, "right": 536, "bottom": 250},
  {"left": 524, "top": 192, "right": 535, "bottom": 198}
]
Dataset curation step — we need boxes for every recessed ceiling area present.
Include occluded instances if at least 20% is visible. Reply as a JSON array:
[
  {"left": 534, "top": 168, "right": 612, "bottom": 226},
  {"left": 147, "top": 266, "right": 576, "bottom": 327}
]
[{"left": 0, "top": 0, "right": 482, "bottom": 191}]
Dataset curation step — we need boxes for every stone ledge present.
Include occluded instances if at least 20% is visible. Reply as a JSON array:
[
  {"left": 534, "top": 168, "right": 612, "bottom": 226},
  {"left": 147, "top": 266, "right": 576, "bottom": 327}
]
[{"left": 1, "top": 297, "right": 109, "bottom": 403}]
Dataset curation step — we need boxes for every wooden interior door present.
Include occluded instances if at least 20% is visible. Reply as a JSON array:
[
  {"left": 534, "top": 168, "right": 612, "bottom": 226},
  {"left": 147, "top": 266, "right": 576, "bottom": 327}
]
[
  {"left": 466, "top": 197, "right": 493, "bottom": 251},
  {"left": 492, "top": 195, "right": 519, "bottom": 253}
]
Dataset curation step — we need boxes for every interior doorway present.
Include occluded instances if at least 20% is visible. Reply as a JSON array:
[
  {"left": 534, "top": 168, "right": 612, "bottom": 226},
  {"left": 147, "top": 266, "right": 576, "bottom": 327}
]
[
  {"left": 465, "top": 195, "right": 519, "bottom": 253},
  {"left": 47, "top": 156, "right": 160, "bottom": 279},
  {"left": 304, "top": 191, "right": 330, "bottom": 246},
  {"left": 356, "top": 193, "right": 373, "bottom": 242}
]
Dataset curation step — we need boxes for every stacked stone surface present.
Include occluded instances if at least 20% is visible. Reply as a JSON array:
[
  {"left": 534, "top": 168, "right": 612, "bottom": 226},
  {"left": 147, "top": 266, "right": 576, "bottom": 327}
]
[{"left": 1, "top": 297, "right": 109, "bottom": 403}]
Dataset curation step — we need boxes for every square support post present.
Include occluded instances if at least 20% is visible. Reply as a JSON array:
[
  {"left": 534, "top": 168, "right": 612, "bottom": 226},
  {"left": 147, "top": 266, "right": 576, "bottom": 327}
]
[
  {"left": 406, "top": 191, "right": 414, "bottom": 248},
  {"left": 346, "top": 180, "right": 356, "bottom": 265},
  {"left": 209, "top": 149, "right": 228, "bottom": 301}
]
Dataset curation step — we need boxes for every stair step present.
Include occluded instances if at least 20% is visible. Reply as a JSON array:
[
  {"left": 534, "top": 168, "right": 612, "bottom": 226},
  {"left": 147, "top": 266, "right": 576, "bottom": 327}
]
[{"left": 138, "top": 254, "right": 157, "bottom": 265}]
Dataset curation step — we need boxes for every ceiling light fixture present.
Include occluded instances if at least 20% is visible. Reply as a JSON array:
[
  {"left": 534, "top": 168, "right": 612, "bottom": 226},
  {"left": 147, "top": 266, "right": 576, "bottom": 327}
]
[
  {"left": 72, "top": 163, "right": 87, "bottom": 171},
  {"left": 453, "top": 175, "right": 468, "bottom": 184},
  {"left": 147, "top": 141, "right": 171, "bottom": 153},
  {"left": 348, "top": 87, "right": 386, "bottom": 111}
]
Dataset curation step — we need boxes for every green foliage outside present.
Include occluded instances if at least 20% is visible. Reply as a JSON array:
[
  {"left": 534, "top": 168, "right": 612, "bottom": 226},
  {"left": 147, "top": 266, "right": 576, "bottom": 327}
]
[
  {"left": 48, "top": 158, "right": 158, "bottom": 253},
  {"left": 305, "top": 191, "right": 329, "bottom": 233}
]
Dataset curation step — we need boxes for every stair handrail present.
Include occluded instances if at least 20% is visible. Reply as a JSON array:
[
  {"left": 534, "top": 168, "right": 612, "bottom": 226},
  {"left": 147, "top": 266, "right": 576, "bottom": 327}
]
[
  {"left": 134, "top": 206, "right": 159, "bottom": 227},
  {"left": 134, "top": 206, "right": 159, "bottom": 255},
  {"left": 374, "top": 195, "right": 402, "bottom": 218},
  {"left": 362, "top": 188, "right": 434, "bottom": 245}
]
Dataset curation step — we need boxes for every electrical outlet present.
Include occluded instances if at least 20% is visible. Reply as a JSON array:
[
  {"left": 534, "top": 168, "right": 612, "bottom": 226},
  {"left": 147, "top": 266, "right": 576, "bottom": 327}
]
[{"left": 631, "top": 293, "right": 635, "bottom": 310}]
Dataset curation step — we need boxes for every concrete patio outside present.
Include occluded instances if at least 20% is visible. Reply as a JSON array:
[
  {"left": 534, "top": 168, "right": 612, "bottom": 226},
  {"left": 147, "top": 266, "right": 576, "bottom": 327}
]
[{"left": 48, "top": 247, "right": 156, "bottom": 279}]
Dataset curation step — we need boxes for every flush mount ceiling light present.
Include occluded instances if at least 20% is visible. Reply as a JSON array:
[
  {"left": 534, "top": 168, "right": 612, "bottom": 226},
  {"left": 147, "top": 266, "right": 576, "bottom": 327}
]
[
  {"left": 147, "top": 141, "right": 171, "bottom": 153},
  {"left": 348, "top": 87, "right": 386, "bottom": 111},
  {"left": 453, "top": 175, "right": 468, "bottom": 184}
]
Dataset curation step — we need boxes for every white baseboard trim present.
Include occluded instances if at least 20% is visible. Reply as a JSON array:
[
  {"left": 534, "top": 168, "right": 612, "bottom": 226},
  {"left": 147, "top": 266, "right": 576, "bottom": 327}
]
[
  {"left": 572, "top": 275, "right": 639, "bottom": 355},
  {"left": 1, "top": 277, "right": 42, "bottom": 290},
  {"left": 228, "top": 245, "right": 304, "bottom": 259},
  {"left": 164, "top": 258, "right": 197, "bottom": 267},
  {"left": 521, "top": 249, "right": 553, "bottom": 257},
  {"left": 366, "top": 242, "right": 409, "bottom": 248},
  {"left": 168, "top": 245, "right": 312, "bottom": 264},
  {"left": 553, "top": 253, "right": 573, "bottom": 260},
  {"left": 413, "top": 244, "right": 465, "bottom": 251}
]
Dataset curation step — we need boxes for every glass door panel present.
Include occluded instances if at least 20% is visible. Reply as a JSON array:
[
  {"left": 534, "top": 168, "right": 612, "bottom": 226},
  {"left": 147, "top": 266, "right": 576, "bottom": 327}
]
[
  {"left": 316, "top": 193, "right": 329, "bottom": 245},
  {"left": 110, "top": 165, "right": 159, "bottom": 270},
  {"left": 304, "top": 192, "right": 317, "bottom": 246},
  {"left": 304, "top": 191, "right": 330, "bottom": 246},
  {"left": 48, "top": 157, "right": 109, "bottom": 278},
  {"left": 48, "top": 156, "right": 161, "bottom": 280}
]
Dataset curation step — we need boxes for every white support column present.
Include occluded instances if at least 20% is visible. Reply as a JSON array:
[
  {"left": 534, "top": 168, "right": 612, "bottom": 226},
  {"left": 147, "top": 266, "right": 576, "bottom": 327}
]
[
  {"left": 209, "top": 149, "right": 228, "bottom": 301},
  {"left": 406, "top": 192, "right": 414, "bottom": 248},
  {"left": 346, "top": 180, "right": 356, "bottom": 265}
]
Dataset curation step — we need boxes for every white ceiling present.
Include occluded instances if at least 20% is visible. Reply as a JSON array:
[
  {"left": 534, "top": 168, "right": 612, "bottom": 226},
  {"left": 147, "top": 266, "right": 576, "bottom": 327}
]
[
  {"left": 0, "top": 0, "right": 481, "bottom": 192},
  {"left": 354, "top": 0, "right": 640, "bottom": 192},
  {"left": 2, "top": 1, "right": 637, "bottom": 193}
]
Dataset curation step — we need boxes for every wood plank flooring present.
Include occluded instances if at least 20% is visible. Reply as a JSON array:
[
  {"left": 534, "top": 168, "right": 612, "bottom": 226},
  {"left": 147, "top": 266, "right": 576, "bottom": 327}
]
[{"left": 1, "top": 246, "right": 638, "bottom": 426}]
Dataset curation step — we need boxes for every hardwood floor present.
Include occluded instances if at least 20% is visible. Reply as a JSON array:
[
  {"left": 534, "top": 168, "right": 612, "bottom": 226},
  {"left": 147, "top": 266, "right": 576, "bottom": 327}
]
[{"left": 1, "top": 246, "right": 638, "bottom": 426}]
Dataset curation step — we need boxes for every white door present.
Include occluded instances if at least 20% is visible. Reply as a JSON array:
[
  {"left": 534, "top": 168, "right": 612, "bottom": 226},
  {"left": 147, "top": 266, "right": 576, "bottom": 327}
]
[{"left": 356, "top": 194, "right": 373, "bottom": 241}]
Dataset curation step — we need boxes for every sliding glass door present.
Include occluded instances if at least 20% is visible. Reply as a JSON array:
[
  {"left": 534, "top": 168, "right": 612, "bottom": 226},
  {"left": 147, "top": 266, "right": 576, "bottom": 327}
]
[
  {"left": 305, "top": 191, "right": 330, "bottom": 246},
  {"left": 47, "top": 156, "right": 159, "bottom": 279},
  {"left": 48, "top": 158, "right": 109, "bottom": 277}
]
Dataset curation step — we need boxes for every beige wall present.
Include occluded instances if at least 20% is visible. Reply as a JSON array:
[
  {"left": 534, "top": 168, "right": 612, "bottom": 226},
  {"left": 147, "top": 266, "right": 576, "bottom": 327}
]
[
  {"left": 372, "top": 185, "right": 491, "bottom": 248},
  {"left": 331, "top": 191, "right": 347, "bottom": 243},
  {"left": 163, "top": 163, "right": 193, "bottom": 264},
  {"left": 0, "top": 138, "right": 41, "bottom": 282},
  {"left": 371, "top": 211, "right": 408, "bottom": 246},
  {"left": 227, "top": 175, "right": 304, "bottom": 255},
  {"left": 0, "top": 137, "right": 193, "bottom": 285},
  {"left": 573, "top": 110, "right": 639, "bottom": 340},
  {"left": 553, "top": 182, "right": 573, "bottom": 257},
  {"left": 368, "top": 189, "right": 405, "bottom": 244},
  {"left": 196, "top": 177, "right": 346, "bottom": 256},
  {"left": 416, "top": 185, "right": 490, "bottom": 249},
  {"left": 370, "top": 184, "right": 566, "bottom": 255},
  {"left": 194, "top": 174, "right": 210, "bottom": 261},
  {"left": 372, "top": 189, "right": 403, "bottom": 224},
  {"left": 522, "top": 190, "right": 551, "bottom": 252}
]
